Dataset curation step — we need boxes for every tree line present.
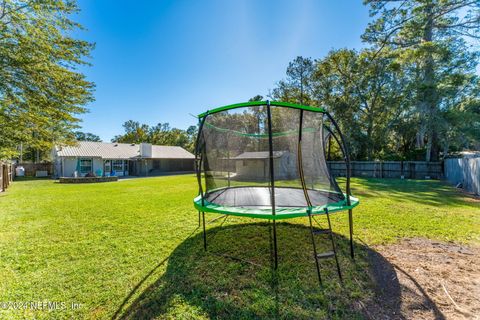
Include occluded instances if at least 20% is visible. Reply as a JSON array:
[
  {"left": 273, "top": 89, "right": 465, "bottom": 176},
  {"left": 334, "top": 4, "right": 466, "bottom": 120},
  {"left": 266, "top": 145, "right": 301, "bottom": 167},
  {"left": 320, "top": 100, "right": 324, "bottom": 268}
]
[
  {"left": 1, "top": 0, "right": 478, "bottom": 162},
  {"left": 111, "top": 121, "right": 197, "bottom": 152},
  {"left": 73, "top": 121, "right": 198, "bottom": 154},
  {"left": 270, "top": 0, "right": 479, "bottom": 161}
]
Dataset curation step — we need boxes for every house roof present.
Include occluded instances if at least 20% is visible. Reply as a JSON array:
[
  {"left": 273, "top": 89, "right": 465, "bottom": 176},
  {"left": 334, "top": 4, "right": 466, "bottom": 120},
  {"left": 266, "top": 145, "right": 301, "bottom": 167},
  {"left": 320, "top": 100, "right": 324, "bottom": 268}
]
[
  {"left": 233, "top": 151, "right": 287, "bottom": 160},
  {"left": 55, "top": 141, "right": 194, "bottom": 159},
  {"left": 151, "top": 145, "right": 195, "bottom": 159}
]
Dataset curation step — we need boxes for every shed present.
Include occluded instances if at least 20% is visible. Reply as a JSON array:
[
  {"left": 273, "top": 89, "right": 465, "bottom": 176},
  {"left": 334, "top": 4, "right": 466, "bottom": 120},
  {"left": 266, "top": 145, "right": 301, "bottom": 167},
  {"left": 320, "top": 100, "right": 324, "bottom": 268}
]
[{"left": 233, "top": 151, "right": 295, "bottom": 181}]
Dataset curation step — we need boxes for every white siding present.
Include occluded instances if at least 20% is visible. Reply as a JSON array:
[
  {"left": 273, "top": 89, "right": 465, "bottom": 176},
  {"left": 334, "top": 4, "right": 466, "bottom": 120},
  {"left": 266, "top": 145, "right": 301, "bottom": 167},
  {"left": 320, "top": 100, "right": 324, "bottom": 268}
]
[
  {"left": 62, "top": 158, "right": 77, "bottom": 177},
  {"left": 61, "top": 157, "right": 104, "bottom": 177}
]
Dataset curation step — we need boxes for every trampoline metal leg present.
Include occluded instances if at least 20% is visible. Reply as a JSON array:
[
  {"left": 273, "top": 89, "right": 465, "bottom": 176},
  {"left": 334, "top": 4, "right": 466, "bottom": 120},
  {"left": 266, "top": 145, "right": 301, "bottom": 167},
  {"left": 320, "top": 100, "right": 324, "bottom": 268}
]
[
  {"left": 202, "top": 211, "right": 207, "bottom": 251},
  {"left": 273, "top": 220, "right": 278, "bottom": 270},
  {"left": 198, "top": 211, "right": 201, "bottom": 227},
  {"left": 308, "top": 214, "right": 322, "bottom": 286},
  {"left": 348, "top": 209, "right": 354, "bottom": 259}
]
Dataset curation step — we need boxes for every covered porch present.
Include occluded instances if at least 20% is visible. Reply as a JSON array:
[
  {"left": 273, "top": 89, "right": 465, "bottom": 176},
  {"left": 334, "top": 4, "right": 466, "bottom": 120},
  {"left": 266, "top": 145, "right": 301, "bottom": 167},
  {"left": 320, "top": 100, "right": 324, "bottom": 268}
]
[{"left": 58, "top": 157, "right": 132, "bottom": 177}]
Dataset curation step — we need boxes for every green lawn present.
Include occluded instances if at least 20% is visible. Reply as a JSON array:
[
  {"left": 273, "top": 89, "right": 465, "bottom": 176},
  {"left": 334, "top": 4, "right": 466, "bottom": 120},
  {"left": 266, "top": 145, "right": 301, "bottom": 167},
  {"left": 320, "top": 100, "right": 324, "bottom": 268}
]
[{"left": 0, "top": 175, "right": 478, "bottom": 319}]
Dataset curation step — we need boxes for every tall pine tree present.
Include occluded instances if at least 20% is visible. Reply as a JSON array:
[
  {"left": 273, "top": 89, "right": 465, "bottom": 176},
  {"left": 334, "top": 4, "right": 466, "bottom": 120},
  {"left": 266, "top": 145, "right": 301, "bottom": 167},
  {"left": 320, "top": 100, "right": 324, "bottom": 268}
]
[
  {"left": 0, "top": 0, "right": 94, "bottom": 160},
  {"left": 363, "top": 0, "right": 479, "bottom": 161}
]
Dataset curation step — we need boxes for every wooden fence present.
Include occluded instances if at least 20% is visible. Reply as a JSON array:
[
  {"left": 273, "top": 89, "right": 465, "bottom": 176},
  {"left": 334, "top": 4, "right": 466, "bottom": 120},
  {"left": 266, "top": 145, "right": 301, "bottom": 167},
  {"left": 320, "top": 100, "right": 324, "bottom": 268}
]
[
  {"left": 0, "top": 162, "right": 14, "bottom": 193},
  {"left": 327, "top": 161, "right": 443, "bottom": 179},
  {"left": 444, "top": 157, "right": 479, "bottom": 195}
]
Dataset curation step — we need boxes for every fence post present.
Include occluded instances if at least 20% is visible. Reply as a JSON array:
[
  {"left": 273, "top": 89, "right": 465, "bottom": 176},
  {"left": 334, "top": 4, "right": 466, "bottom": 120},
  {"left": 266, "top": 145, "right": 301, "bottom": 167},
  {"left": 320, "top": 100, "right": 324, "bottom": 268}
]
[
  {"left": 2, "top": 164, "right": 7, "bottom": 191},
  {"left": 0, "top": 164, "right": 3, "bottom": 192}
]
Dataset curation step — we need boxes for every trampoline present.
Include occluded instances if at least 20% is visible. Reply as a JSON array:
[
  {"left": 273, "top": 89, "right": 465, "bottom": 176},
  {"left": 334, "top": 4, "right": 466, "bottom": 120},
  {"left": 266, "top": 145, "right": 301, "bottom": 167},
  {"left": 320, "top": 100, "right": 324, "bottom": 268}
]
[{"left": 193, "top": 101, "right": 359, "bottom": 284}]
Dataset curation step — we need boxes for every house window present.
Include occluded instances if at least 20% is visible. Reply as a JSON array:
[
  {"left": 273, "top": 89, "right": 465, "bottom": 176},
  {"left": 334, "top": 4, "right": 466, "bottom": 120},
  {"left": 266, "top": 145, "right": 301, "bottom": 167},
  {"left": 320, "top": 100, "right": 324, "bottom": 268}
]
[
  {"left": 79, "top": 159, "right": 92, "bottom": 174},
  {"left": 112, "top": 160, "right": 123, "bottom": 173},
  {"left": 104, "top": 160, "right": 111, "bottom": 174}
]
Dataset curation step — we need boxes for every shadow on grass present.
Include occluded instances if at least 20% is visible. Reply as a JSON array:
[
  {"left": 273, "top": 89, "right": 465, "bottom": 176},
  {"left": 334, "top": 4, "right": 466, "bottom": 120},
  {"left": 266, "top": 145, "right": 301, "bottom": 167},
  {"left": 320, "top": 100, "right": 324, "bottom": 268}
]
[{"left": 114, "top": 222, "right": 445, "bottom": 319}]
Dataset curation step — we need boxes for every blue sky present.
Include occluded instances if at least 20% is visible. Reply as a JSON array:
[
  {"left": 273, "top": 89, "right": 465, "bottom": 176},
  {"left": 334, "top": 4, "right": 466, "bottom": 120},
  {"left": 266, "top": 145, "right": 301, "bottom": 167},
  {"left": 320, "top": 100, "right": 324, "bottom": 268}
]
[{"left": 75, "top": 0, "right": 370, "bottom": 141}]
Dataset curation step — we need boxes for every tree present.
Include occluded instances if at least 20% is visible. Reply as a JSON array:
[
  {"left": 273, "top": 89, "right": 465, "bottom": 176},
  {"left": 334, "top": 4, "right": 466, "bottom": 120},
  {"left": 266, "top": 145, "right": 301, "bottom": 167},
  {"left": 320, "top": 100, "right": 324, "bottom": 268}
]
[
  {"left": 75, "top": 132, "right": 102, "bottom": 142},
  {"left": 287, "top": 56, "right": 314, "bottom": 104},
  {"left": 248, "top": 95, "right": 264, "bottom": 102},
  {"left": 185, "top": 125, "right": 198, "bottom": 152},
  {"left": 0, "top": 0, "right": 94, "bottom": 160},
  {"left": 112, "top": 121, "right": 149, "bottom": 144},
  {"left": 112, "top": 121, "right": 197, "bottom": 152},
  {"left": 313, "top": 49, "right": 408, "bottom": 160},
  {"left": 442, "top": 87, "right": 480, "bottom": 153},
  {"left": 270, "top": 56, "right": 315, "bottom": 105},
  {"left": 363, "top": 0, "right": 480, "bottom": 161}
]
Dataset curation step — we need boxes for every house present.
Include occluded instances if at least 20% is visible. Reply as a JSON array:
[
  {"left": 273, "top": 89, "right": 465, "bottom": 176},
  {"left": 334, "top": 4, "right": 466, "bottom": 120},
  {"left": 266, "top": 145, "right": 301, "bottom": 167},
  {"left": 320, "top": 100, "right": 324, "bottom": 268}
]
[
  {"left": 53, "top": 141, "right": 194, "bottom": 178},
  {"left": 233, "top": 151, "right": 295, "bottom": 181}
]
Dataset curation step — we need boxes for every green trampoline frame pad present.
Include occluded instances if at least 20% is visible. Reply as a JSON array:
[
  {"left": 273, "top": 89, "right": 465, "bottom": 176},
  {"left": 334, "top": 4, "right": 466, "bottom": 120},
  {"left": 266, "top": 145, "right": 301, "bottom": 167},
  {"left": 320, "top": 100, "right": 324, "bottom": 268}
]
[{"left": 193, "top": 194, "right": 359, "bottom": 220}]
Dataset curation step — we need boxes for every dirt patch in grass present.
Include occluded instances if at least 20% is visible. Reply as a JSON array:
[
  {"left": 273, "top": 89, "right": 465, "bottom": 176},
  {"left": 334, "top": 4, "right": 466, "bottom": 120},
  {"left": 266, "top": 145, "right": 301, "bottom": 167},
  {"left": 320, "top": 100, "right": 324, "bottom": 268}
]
[{"left": 364, "top": 238, "right": 480, "bottom": 320}]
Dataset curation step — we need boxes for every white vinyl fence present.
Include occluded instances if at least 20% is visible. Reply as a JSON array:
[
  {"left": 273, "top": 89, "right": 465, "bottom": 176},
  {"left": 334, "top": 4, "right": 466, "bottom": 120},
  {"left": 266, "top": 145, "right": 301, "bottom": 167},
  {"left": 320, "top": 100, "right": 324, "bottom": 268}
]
[{"left": 444, "top": 157, "right": 480, "bottom": 195}]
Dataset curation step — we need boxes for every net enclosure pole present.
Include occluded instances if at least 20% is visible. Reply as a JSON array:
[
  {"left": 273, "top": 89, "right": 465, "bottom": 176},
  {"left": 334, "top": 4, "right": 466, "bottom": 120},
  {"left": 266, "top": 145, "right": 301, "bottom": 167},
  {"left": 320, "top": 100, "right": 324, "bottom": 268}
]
[
  {"left": 227, "top": 149, "right": 231, "bottom": 188},
  {"left": 195, "top": 114, "right": 208, "bottom": 251},
  {"left": 297, "top": 109, "right": 312, "bottom": 208},
  {"left": 323, "top": 125, "right": 347, "bottom": 194},
  {"left": 226, "top": 129, "right": 231, "bottom": 188},
  {"left": 327, "top": 133, "right": 332, "bottom": 161},
  {"left": 266, "top": 101, "right": 278, "bottom": 270},
  {"left": 325, "top": 111, "right": 354, "bottom": 259},
  {"left": 297, "top": 109, "right": 323, "bottom": 285}
]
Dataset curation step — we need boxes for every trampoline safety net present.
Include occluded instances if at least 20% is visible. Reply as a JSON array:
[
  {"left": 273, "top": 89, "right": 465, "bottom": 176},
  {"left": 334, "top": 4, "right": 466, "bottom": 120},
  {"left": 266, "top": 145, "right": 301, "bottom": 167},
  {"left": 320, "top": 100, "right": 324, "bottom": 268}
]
[{"left": 194, "top": 102, "right": 353, "bottom": 219}]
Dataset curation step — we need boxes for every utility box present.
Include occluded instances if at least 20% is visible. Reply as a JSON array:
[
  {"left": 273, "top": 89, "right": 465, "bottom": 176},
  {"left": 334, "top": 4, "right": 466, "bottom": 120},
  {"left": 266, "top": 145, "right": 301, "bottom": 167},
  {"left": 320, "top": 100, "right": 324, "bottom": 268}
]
[
  {"left": 15, "top": 166, "right": 25, "bottom": 177},
  {"left": 35, "top": 170, "right": 48, "bottom": 177}
]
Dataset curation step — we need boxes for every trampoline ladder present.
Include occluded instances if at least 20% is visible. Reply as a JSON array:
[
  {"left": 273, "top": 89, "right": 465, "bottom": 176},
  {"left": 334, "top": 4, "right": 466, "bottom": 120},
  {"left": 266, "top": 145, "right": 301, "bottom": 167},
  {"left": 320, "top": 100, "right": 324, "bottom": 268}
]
[{"left": 308, "top": 208, "right": 342, "bottom": 286}]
